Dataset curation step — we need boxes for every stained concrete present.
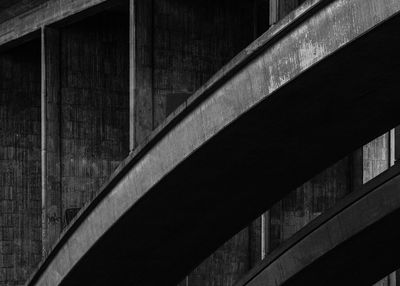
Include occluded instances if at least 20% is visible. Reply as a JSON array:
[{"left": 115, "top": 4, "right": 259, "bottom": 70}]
[{"left": 27, "top": 0, "right": 400, "bottom": 285}]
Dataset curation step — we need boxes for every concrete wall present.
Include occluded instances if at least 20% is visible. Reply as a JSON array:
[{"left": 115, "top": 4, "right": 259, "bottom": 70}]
[
  {"left": 59, "top": 10, "right": 129, "bottom": 224},
  {"left": 0, "top": 39, "right": 41, "bottom": 285},
  {"left": 134, "top": 1, "right": 266, "bottom": 285},
  {"left": 135, "top": 0, "right": 257, "bottom": 142},
  {"left": 152, "top": 0, "right": 255, "bottom": 127}
]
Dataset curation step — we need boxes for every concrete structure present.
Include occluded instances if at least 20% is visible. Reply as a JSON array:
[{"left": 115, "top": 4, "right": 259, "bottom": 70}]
[
  {"left": 237, "top": 164, "right": 400, "bottom": 286},
  {"left": 0, "top": 0, "right": 399, "bottom": 285}
]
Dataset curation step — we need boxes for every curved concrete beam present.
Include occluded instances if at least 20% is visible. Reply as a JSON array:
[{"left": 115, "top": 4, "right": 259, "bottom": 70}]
[
  {"left": 236, "top": 164, "right": 400, "bottom": 286},
  {"left": 27, "top": 0, "right": 400, "bottom": 285}
]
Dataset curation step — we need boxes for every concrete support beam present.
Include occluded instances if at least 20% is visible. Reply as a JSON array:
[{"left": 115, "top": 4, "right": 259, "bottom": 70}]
[
  {"left": 269, "top": 0, "right": 279, "bottom": 25},
  {"left": 41, "top": 26, "right": 62, "bottom": 256},
  {"left": 0, "top": 0, "right": 120, "bottom": 48},
  {"left": 133, "top": 0, "right": 153, "bottom": 148},
  {"left": 40, "top": 28, "right": 47, "bottom": 258}
]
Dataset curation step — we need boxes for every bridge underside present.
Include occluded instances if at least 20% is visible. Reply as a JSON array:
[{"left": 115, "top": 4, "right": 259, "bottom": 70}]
[
  {"left": 26, "top": 0, "right": 400, "bottom": 285},
  {"left": 238, "top": 164, "right": 400, "bottom": 286}
]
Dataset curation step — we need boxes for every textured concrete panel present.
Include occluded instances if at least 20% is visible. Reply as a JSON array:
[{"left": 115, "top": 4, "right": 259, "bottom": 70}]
[
  {"left": 0, "top": 39, "right": 41, "bottom": 286},
  {"left": 59, "top": 10, "right": 129, "bottom": 224}
]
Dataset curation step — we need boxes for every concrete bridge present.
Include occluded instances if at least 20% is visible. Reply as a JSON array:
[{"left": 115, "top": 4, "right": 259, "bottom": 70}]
[
  {"left": 237, "top": 164, "right": 400, "bottom": 286},
  {"left": 0, "top": 0, "right": 400, "bottom": 285}
]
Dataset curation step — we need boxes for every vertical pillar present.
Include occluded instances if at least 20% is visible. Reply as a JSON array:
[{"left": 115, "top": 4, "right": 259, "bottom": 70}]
[
  {"left": 41, "top": 28, "right": 47, "bottom": 257},
  {"left": 130, "top": 0, "right": 136, "bottom": 151},
  {"left": 133, "top": 0, "right": 154, "bottom": 148},
  {"left": 363, "top": 134, "right": 389, "bottom": 183},
  {"left": 390, "top": 129, "right": 395, "bottom": 166},
  {"left": 269, "top": 0, "right": 279, "bottom": 25},
  {"left": 249, "top": 217, "right": 262, "bottom": 267},
  {"left": 41, "top": 27, "right": 62, "bottom": 255}
]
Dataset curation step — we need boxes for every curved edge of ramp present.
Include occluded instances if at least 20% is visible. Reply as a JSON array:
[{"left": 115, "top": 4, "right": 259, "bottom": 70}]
[{"left": 236, "top": 164, "right": 400, "bottom": 286}]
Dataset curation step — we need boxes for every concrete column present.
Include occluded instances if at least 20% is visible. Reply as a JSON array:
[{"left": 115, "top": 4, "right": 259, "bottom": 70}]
[
  {"left": 133, "top": 0, "right": 153, "bottom": 147},
  {"left": 269, "top": 0, "right": 279, "bottom": 25},
  {"left": 41, "top": 26, "right": 62, "bottom": 255},
  {"left": 41, "top": 28, "right": 47, "bottom": 258},
  {"left": 363, "top": 134, "right": 389, "bottom": 183},
  {"left": 130, "top": 0, "right": 136, "bottom": 151}
]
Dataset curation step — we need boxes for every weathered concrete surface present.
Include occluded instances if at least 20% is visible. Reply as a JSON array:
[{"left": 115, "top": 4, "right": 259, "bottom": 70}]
[
  {"left": 0, "top": 0, "right": 123, "bottom": 49},
  {"left": 27, "top": 0, "right": 400, "bottom": 285},
  {"left": 0, "top": 0, "right": 48, "bottom": 26},
  {"left": 364, "top": 134, "right": 390, "bottom": 183},
  {"left": 0, "top": 39, "right": 41, "bottom": 285},
  {"left": 236, "top": 164, "right": 400, "bottom": 286},
  {"left": 59, "top": 9, "right": 129, "bottom": 226},
  {"left": 267, "top": 0, "right": 352, "bottom": 255}
]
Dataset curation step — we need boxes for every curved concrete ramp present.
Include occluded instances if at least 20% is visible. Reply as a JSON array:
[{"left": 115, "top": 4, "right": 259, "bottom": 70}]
[
  {"left": 28, "top": 0, "right": 400, "bottom": 285},
  {"left": 236, "top": 164, "right": 400, "bottom": 286}
]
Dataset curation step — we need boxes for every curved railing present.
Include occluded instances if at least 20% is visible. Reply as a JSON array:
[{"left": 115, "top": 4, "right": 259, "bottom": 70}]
[{"left": 27, "top": 0, "right": 400, "bottom": 285}]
